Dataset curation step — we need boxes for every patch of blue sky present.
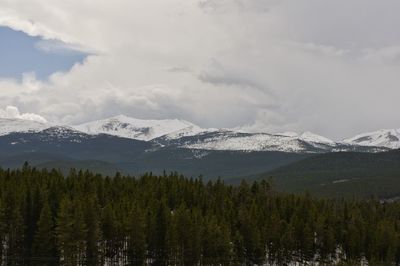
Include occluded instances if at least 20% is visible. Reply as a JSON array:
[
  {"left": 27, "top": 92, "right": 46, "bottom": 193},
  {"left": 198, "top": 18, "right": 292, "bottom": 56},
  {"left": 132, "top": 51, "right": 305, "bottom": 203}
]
[{"left": 0, "top": 26, "right": 89, "bottom": 80}]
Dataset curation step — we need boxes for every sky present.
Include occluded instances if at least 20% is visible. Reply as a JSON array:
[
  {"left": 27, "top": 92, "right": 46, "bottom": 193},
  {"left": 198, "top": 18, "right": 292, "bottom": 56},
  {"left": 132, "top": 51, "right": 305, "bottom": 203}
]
[
  {"left": 0, "top": 26, "right": 87, "bottom": 80},
  {"left": 0, "top": 0, "right": 400, "bottom": 140}
]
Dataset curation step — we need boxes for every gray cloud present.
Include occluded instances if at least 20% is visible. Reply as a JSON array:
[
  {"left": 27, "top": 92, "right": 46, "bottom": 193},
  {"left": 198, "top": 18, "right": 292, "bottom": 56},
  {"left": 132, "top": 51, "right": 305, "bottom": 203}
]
[{"left": 198, "top": 72, "right": 269, "bottom": 94}]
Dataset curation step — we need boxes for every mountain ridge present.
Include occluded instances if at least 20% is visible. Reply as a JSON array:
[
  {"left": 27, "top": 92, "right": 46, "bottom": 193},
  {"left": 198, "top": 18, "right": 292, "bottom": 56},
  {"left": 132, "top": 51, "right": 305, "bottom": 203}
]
[
  {"left": 343, "top": 128, "right": 400, "bottom": 149},
  {"left": 73, "top": 115, "right": 199, "bottom": 141},
  {"left": 0, "top": 116, "right": 399, "bottom": 185},
  {"left": 0, "top": 115, "right": 398, "bottom": 152}
]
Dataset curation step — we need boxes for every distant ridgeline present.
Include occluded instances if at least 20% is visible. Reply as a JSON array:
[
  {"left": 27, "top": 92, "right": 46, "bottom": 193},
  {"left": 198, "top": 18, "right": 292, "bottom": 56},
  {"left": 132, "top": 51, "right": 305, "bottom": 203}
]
[{"left": 0, "top": 165, "right": 399, "bottom": 265}]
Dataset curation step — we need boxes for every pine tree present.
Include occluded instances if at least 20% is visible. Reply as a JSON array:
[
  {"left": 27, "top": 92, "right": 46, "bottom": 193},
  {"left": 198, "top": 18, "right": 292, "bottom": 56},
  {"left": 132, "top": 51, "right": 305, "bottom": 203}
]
[
  {"left": 126, "top": 206, "right": 147, "bottom": 265},
  {"left": 172, "top": 204, "right": 202, "bottom": 265},
  {"left": 32, "top": 201, "right": 57, "bottom": 265},
  {"left": 5, "top": 192, "right": 25, "bottom": 265},
  {"left": 151, "top": 200, "right": 169, "bottom": 265},
  {"left": 56, "top": 197, "right": 87, "bottom": 265},
  {"left": 0, "top": 199, "right": 6, "bottom": 262},
  {"left": 101, "top": 203, "right": 119, "bottom": 263},
  {"left": 237, "top": 206, "right": 265, "bottom": 265},
  {"left": 83, "top": 196, "right": 102, "bottom": 265},
  {"left": 202, "top": 216, "right": 232, "bottom": 265}
]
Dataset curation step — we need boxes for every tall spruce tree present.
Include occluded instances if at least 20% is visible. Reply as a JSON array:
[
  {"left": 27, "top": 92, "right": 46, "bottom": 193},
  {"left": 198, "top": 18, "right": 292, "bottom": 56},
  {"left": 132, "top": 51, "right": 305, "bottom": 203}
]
[
  {"left": 56, "top": 197, "right": 88, "bottom": 265},
  {"left": 202, "top": 216, "right": 232, "bottom": 265},
  {"left": 126, "top": 206, "right": 147, "bottom": 265},
  {"left": 32, "top": 201, "right": 57, "bottom": 265},
  {"left": 151, "top": 200, "right": 169, "bottom": 265},
  {"left": 83, "top": 196, "right": 102, "bottom": 265}
]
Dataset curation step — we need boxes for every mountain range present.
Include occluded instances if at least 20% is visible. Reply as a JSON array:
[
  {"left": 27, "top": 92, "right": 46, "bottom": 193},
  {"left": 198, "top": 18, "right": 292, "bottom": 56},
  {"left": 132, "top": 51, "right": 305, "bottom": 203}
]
[
  {"left": 72, "top": 115, "right": 400, "bottom": 151},
  {"left": 0, "top": 115, "right": 400, "bottom": 198},
  {"left": 2, "top": 115, "right": 398, "bottom": 152}
]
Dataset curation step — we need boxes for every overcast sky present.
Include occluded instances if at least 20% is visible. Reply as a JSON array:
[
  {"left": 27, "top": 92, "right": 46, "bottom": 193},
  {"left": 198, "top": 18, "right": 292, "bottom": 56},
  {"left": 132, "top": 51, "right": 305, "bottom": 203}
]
[{"left": 0, "top": 0, "right": 400, "bottom": 140}]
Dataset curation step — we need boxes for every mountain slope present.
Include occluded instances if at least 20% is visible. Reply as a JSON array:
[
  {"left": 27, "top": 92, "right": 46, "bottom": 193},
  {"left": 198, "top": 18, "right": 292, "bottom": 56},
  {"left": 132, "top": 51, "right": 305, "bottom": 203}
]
[
  {"left": 1, "top": 117, "right": 400, "bottom": 190},
  {"left": 179, "top": 131, "right": 331, "bottom": 152},
  {"left": 278, "top": 131, "right": 336, "bottom": 145},
  {"left": 0, "top": 126, "right": 154, "bottom": 162},
  {"left": 1, "top": 116, "right": 399, "bottom": 152},
  {"left": 117, "top": 148, "right": 309, "bottom": 179},
  {"left": 154, "top": 130, "right": 384, "bottom": 153},
  {"left": 74, "top": 116, "right": 354, "bottom": 153},
  {"left": 0, "top": 119, "right": 311, "bottom": 178},
  {"left": 74, "top": 115, "right": 200, "bottom": 141},
  {"left": 247, "top": 149, "right": 400, "bottom": 198},
  {"left": 0, "top": 118, "right": 49, "bottom": 136},
  {"left": 344, "top": 129, "right": 400, "bottom": 149},
  {"left": 36, "top": 160, "right": 120, "bottom": 176},
  {"left": 71, "top": 115, "right": 394, "bottom": 152}
]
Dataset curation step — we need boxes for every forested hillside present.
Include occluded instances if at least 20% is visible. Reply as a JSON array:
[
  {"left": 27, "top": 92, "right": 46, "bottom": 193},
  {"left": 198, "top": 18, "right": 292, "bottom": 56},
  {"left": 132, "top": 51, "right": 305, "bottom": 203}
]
[
  {"left": 1, "top": 164, "right": 400, "bottom": 265},
  {"left": 227, "top": 149, "right": 400, "bottom": 199}
]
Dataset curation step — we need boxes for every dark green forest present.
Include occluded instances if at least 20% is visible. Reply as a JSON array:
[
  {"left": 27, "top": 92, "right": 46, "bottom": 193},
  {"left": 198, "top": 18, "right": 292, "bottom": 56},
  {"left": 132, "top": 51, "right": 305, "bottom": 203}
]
[
  {"left": 227, "top": 150, "right": 400, "bottom": 199},
  {"left": 1, "top": 164, "right": 400, "bottom": 265}
]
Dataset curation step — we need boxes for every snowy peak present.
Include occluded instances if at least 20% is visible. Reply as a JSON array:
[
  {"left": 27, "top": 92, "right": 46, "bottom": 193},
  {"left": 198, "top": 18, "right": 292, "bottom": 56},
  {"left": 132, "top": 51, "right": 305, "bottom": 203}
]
[
  {"left": 181, "top": 131, "right": 309, "bottom": 152},
  {"left": 278, "top": 131, "right": 335, "bottom": 145},
  {"left": 1, "top": 115, "right": 398, "bottom": 153},
  {"left": 179, "top": 130, "right": 337, "bottom": 153},
  {"left": 73, "top": 115, "right": 200, "bottom": 141},
  {"left": 236, "top": 127, "right": 335, "bottom": 146},
  {"left": 299, "top": 131, "right": 335, "bottom": 145},
  {"left": 161, "top": 125, "right": 212, "bottom": 140},
  {"left": 0, "top": 118, "right": 49, "bottom": 136},
  {"left": 344, "top": 129, "right": 400, "bottom": 149}
]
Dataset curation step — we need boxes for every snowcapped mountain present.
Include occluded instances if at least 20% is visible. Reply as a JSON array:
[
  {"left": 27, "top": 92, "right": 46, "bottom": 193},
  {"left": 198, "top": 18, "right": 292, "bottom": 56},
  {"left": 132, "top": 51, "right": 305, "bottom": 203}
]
[
  {"left": 277, "top": 131, "right": 336, "bottom": 145},
  {"left": 182, "top": 131, "right": 320, "bottom": 152},
  {"left": 161, "top": 125, "right": 214, "bottom": 140},
  {"left": 155, "top": 129, "right": 341, "bottom": 153},
  {"left": 0, "top": 118, "right": 93, "bottom": 144},
  {"left": 73, "top": 115, "right": 199, "bottom": 141},
  {"left": 37, "top": 126, "right": 94, "bottom": 142},
  {"left": 0, "top": 115, "right": 396, "bottom": 153},
  {"left": 72, "top": 116, "right": 344, "bottom": 152},
  {"left": 344, "top": 129, "right": 400, "bottom": 149},
  {"left": 0, "top": 118, "right": 49, "bottom": 136}
]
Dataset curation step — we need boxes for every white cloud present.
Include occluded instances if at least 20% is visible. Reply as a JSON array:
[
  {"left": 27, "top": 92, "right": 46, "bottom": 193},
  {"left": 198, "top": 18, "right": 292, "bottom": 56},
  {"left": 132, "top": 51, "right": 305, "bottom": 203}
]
[
  {"left": 0, "top": 0, "right": 399, "bottom": 139},
  {"left": 34, "top": 39, "right": 94, "bottom": 55},
  {"left": 0, "top": 106, "right": 47, "bottom": 123}
]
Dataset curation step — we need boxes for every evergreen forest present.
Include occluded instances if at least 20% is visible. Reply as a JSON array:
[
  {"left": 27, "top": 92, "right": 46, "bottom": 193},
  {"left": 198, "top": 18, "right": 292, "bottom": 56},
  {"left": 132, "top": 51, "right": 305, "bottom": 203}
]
[{"left": 0, "top": 163, "right": 400, "bottom": 265}]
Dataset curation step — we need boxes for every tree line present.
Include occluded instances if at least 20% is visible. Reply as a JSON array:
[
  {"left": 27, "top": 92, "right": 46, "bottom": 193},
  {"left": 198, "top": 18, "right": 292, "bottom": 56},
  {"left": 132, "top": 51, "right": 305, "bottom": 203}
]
[{"left": 0, "top": 163, "right": 399, "bottom": 265}]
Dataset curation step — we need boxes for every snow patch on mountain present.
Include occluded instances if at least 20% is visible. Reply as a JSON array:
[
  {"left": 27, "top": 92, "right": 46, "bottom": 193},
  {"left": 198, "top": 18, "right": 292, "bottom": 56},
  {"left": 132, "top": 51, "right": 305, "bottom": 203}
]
[
  {"left": 0, "top": 118, "right": 49, "bottom": 136},
  {"left": 181, "top": 130, "right": 332, "bottom": 153},
  {"left": 162, "top": 126, "right": 217, "bottom": 140},
  {"left": 41, "top": 126, "right": 92, "bottom": 139},
  {"left": 278, "top": 131, "right": 335, "bottom": 145},
  {"left": 73, "top": 115, "right": 200, "bottom": 141},
  {"left": 343, "top": 129, "right": 400, "bottom": 149}
]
